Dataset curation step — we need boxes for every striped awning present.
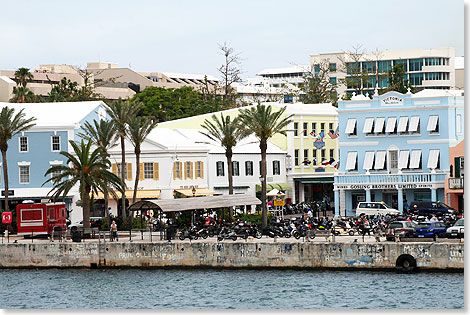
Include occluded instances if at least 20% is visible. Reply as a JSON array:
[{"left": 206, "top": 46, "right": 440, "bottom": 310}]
[
  {"left": 174, "top": 188, "right": 214, "bottom": 197},
  {"left": 91, "top": 190, "right": 161, "bottom": 200},
  {"left": 255, "top": 182, "right": 291, "bottom": 192}
]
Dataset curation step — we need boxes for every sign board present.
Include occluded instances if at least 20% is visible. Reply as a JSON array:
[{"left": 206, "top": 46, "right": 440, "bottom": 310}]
[
  {"left": 313, "top": 139, "right": 325, "bottom": 149},
  {"left": 2, "top": 212, "right": 12, "bottom": 224},
  {"left": 273, "top": 199, "right": 285, "bottom": 206},
  {"left": 1, "top": 190, "right": 14, "bottom": 197},
  {"left": 335, "top": 183, "right": 434, "bottom": 190},
  {"left": 381, "top": 96, "right": 403, "bottom": 106}
]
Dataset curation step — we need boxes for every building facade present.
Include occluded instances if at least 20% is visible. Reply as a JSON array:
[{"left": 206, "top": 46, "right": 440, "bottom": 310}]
[
  {"left": 445, "top": 140, "right": 464, "bottom": 213},
  {"left": 334, "top": 89, "right": 464, "bottom": 216}
]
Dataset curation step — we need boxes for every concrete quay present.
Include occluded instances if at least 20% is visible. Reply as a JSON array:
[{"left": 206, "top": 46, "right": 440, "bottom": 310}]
[{"left": 0, "top": 234, "right": 464, "bottom": 272}]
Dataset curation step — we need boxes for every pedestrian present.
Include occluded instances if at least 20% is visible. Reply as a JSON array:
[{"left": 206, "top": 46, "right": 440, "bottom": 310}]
[
  {"left": 403, "top": 200, "right": 409, "bottom": 214},
  {"left": 110, "top": 220, "right": 118, "bottom": 242}
]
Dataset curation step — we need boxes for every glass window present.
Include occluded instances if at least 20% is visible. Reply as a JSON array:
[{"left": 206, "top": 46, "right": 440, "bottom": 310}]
[
  {"left": 273, "top": 160, "right": 280, "bottom": 175},
  {"left": 117, "top": 163, "right": 127, "bottom": 178},
  {"left": 345, "top": 119, "right": 357, "bottom": 135},
  {"left": 51, "top": 136, "right": 60, "bottom": 151},
  {"left": 294, "top": 149, "right": 299, "bottom": 166},
  {"left": 393, "top": 60, "right": 408, "bottom": 72},
  {"left": 196, "top": 161, "right": 203, "bottom": 178},
  {"left": 409, "top": 73, "right": 423, "bottom": 85},
  {"left": 330, "top": 77, "right": 337, "bottom": 85},
  {"left": 321, "top": 123, "right": 325, "bottom": 133},
  {"left": 19, "top": 165, "right": 30, "bottom": 184},
  {"left": 329, "top": 63, "right": 336, "bottom": 72},
  {"left": 330, "top": 149, "right": 334, "bottom": 160},
  {"left": 19, "top": 136, "right": 28, "bottom": 152},
  {"left": 245, "top": 161, "right": 253, "bottom": 176},
  {"left": 312, "top": 150, "right": 317, "bottom": 165},
  {"left": 311, "top": 123, "right": 316, "bottom": 135},
  {"left": 294, "top": 122, "right": 298, "bottom": 136},
  {"left": 303, "top": 149, "right": 308, "bottom": 161},
  {"left": 232, "top": 161, "right": 240, "bottom": 176},
  {"left": 216, "top": 161, "right": 224, "bottom": 176},
  {"left": 321, "top": 149, "right": 326, "bottom": 161},
  {"left": 303, "top": 122, "right": 308, "bottom": 136},
  {"left": 409, "top": 58, "right": 423, "bottom": 72},
  {"left": 143, "top": 163, "right": 154, "bottom": 179},
  {"left": 362, "top": 61, "right": 376, "bottom": 73},
  {"left": 378, "top": 60, "right": 392, "bottom": 73}
]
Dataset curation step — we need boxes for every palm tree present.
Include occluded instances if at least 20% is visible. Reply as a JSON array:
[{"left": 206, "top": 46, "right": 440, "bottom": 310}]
[
  {"left": 78, "top": 119, "right": 118, "bottom": 225},
  {"left": 43, "top": 140, "right": 124, "bottom": 229},
  {"left": 200, "top": 113, "right": 248, "bottom": 209},
  {"left": 238, "top": 104, "right": 293, "bottom": 228},
  {"left": 126, "top": 116, "right": 158, "bottom": 205},
  {"left": 10, "top": 86, "right": 35, "bottom": 103},
  {"left": 14, "top": 68, "right": 33, "bottom": 88},
  {"left": 0, "top": 106, "right": 36, "bottom": 211},
  {"left": 104, "top": 98, "right": 143, "bottom": 218}
]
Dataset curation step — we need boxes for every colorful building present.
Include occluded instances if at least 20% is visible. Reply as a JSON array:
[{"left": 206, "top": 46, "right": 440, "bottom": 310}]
[
  {"left": 334, "top": 89, "right": 464, "bottom": 216},
  {"left": 445, "top": 140, "right": 464, "bottom": 214}
]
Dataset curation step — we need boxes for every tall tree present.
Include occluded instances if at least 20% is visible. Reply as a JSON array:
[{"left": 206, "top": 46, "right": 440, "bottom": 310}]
[
  {"left": 14, "top": 68, "right": 33, "bottom": 88},
  {"left": 338, "top": 44, "right": 371, "bottom": 99},
  {"left": 238, "top": 104, "right": 293, "bottom": 228},
  {"left": 218, "top": 42, "right": 242, "bottom": 107},
  {"left": 200, "top": 113, "right": 248, "bottom": 215},
  {"left": 44, "top": 140, "right": 124, "bottom": 229},
  {"left": 47, "top": 77, "right": 79, "bottom": 102},
  {"left": 104, "top": 98, "right": 143, "bottom": 218},
  {"left": 298, "top": 60, "right": 338, "bottom": 106},
  {"left": 126, "top": 116, "right": 158, "bottom": 205},
  {"left": 78, "top": 119, "right": 118, "bottom": 225},
  {"left": 0, "top": 106, "right": 36, "bottom": 211},
  {"left": 380, "top": 64, "right": 415, "bottom": 94},
  {"left": 10, "top": 86, "right": 36, "bottom": 103}
]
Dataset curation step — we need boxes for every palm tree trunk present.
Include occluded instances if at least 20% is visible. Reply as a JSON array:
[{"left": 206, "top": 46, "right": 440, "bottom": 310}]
[
  {"left": 1, "top": 149, "right": 9, "bottom": 212},
  {"left": 82, "top": 185, "right": 91, "bottom": 229},
  {"left": 104, "top": 189, "right": 110, "bottom": 226},
  {"left": 226, "top": 150, "right": 233, "bottom": 217},
  {"left": 120, "top": 135, "right": 127, "bottom": 219},
  {"left": 132, "top": 149, "right": 140, "bottom": 205},
  {"left": 260, "top": 140, "right": 268, "bottom": 229}
]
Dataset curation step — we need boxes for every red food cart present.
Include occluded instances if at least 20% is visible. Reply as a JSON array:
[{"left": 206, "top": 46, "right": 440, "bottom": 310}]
[{"left": 17, "top": 202, "right": 67, "bottom": 236}]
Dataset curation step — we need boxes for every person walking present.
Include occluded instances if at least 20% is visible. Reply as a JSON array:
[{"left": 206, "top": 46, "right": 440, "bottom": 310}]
[{"left": 110, "top": 220, "right": 118, "bottom": 242}]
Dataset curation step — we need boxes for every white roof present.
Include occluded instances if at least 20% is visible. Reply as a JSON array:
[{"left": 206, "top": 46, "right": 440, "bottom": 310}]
[
  {"left": 0, "top": 76, "right": 15, "bottom": 84},
  {"left": 283, "top": 102, "right": 338, "bottom": 116},
  {"left": 145, "top": 128, "right": 204, "bottom": 151},
  {"left": 0, "top": 101, "right": 106, "bottom": 127},
  {"left": 160, "top": 72, "right": 219, "bottom": 82},
  {"left": 412, "top": 89, "right": 464, "bottom": 98},
  {"left": 257, "top": 65, "right": 309, "bottom": 76}
]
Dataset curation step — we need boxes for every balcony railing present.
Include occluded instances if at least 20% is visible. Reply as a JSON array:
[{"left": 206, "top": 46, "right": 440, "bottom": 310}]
[
  {"left": 335, "top": 172, "right": 447, "bottom": 185},
  {"left": 449, "top": 178, "right": 464, "bottom": 190}
]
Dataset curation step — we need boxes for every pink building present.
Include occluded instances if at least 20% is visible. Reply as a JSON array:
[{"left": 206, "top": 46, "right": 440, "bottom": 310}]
[{"left": 445, "top": 140, "right": 464, "bottom": 214}]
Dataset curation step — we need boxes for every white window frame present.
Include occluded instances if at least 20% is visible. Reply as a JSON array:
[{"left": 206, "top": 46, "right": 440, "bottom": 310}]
[
  {"left": 397, "top": 116, "right": 408, "bottom": 133},
  {"left": 19, "top": 136, "right": 28, "bottom": 152},
  {"left": 143, "top": 162, "right": 154, "bottom": 179},
  {"left": 232, "top": 161, "right": 240, "bottom": 176},
  {"left": 374, "top": 117, "right": 386, "bottom": 134},
  {"left": 216, "top": 161, "right": 224, "bottom": 177},
  {"left": 385, "top": 117, "right": 397, "bottom": 133},
  {"left": 245, "top": 161, "right": 253, "bottom": 176},
  {"left": 427, "top": 115, "right": 439, "bottom": 133},
  {"left": 346, "top": 151, "right": 358, "bottom": 171},
  {"left": 363, "top": 117, "right": 374, "bottom": 134},
  {"left": 345, "top": 118, "right": 357, "bottom": 135},
  {"left": 427, "top": 149, "right": 440, "bottom": 169},
  {"left": 19, "top": 165, "right": 30, "bottom": 184},
  {"left": 51, "top": 135, "right": 61, "bottom": 152},
  {"left": 409, "top": 116, "right": 420, "bottom": 133},
  {"left": 273, "top": 160, "right": 281, "bottom": 175},
  {"left": 374, "top": 151, "right": 387, "bottom": 170},
  {"left": 409, "top": 150, "right": 422, "bottom": 169},
  {"left": 398, "top": 150, "right": 410, "bottom": 170},
  {"left": 363, "top": 151, "right": 375, "bottom": 170}
]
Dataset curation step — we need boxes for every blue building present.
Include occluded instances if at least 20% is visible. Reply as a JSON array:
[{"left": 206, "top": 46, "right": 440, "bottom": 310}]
[
  {"left": 334, "top": 89, "right": 464, "bottom": 216},
  {"left": 0, "top": 101, "right": 108, "bottom": 221}
]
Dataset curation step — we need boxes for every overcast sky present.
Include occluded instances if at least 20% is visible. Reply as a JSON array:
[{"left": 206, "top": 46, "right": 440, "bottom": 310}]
[{"left": 0, "top": 0, "right": 464, "bottom": 79}]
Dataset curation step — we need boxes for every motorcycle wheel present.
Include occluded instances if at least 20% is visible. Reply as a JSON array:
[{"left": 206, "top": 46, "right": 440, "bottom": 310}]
[
  {"left": 243, "top": 233, "right": 249, "bottom": 240},
  {"left": 284, "top": 231, "right": 291, "bottom": 238},
  {"left": 231, "top": 235, "right": 237, "bottom": 241},
  {"left": 178, "top": 234, "right": 185, "bottom": 241},
  {"left": 217, "top": 236, "right": 224, "bottom": 242},
  {"left": 255, "top": 231, "right": 263, "bottom": 239},
  {"left": 348, "top": 230, "right": 355, "bottom": 236},
  {"left": 293, "top": 231, "right": 301, "bottom": 239},
  {"left": 309, "top": 232, "right": 316, "bottom": 240},
  {"left": 193, "top": 236, "right": 199, "bottom": 240},
  {"left": 202, "top": 232, "right": 208, "bottom": 239}
]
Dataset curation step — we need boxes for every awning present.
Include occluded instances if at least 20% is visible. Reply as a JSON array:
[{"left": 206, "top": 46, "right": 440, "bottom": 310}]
[
  {"left": 294, "top": 177, "right": 334, "bottom": 183},
  {"left": 409, "top": 150, "right": 422, "bottom": 169},
  {"left": 266, "top": 189, "right": 286, "bottom": 197},
  {"left": 346, "top": 151, "right": 357, "bottom": 170},
  {"left": 427, "top": 149, "right": 440, "bottom": 169},
  {"left": 374, "top": 151, "right": 387, "bottom": 170},
  {"left": 374, "top": 117, "right": 385, "bottom": 133},
  {"left": 398, "top": 150, "right": 410, "bottom": 169},
  {"left": 363, "top": 151, "right": 375, "bottom": 170},
  {"left": 174, "top": 188, "right": 214, "bottom": 197},
  {"left": 363, "top": 117, "right": 374, "bottom": 133},
  {"left": 409, "top": 116, "right": 420, "bottom": 132},
  {"left": 91, "top": 189, "right": 161, "bottom": 199},
  {"left": 385, "top": 117, "right": 397, "bottom": 133},
  {"left": 397, "top": 116, "right": 408, "bottom": 132},
  {"left": 427, "top": 115, "right": 439, "bottom": 132},
  {"left": 345, "top": 118, "right": 357, "bottom": 134},
  {"left": 255, "top": 182, "right": 292, "bottom": 192},
  {"left": 145, "top": 194, "right": 261, "bottom": 212}
]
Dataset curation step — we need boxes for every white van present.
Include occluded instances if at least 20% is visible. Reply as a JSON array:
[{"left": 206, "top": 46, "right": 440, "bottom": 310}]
[{"left": 355, "top": 202, "right": 400, "bottom": 216}]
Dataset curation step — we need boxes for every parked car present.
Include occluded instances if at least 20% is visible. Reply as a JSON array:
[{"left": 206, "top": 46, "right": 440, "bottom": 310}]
[
  {"left": 69, "top": 217, "right": 103, "bottom": 231},
  {"left": 385, "top": 221, "right": 416, "bottom": 241},
  {"left": 413, "top": 221, "right": 447, "bottom": 239},
  {"left": 355, "top": 201, "right": 400, "bottom": 216},
  {"left": 409, "top": 201, "right": 457, "bottom": 216},
  {"left": 446, "top": 218, "right": 464, "bottom": 239}
]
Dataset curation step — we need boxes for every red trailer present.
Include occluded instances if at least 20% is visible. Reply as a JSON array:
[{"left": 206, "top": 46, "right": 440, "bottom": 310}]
[{"left": 17, "top": 202, "right": 67, "bottom": 236}]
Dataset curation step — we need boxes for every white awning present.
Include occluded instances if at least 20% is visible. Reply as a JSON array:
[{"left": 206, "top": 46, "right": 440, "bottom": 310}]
[
  {"left": 374, "top": 117, "right": 385, "bottom": 133},
  {"left": 427, "top": 115, "right": 439, "bottom": 132},
  {"left": 374, "top": 151, "right": 387, "bottom": 170},
  {"left": 385, "top": 117, "right": 397, "bottom": 133},
  {"left": 409, "top": 116, "right": 420, "bottom": 132},
  {"left": 397, "top": 116, "right": 408, "bottom": 133},
  {"left": 427, "top": 149, "right": 440, "bottom": 169},
  {"left": 346, "top": 151, "right": 358, "bottom": 170},
  {"left": 398, "top": 150, "right": 410, "bottom": 169},
  {"left": 409, "top": 150, "right": 422, "bottom": 169},
  {"left": 363, "top": 151, "right": 375, "bottom": 170},
  {"left": 363, "top": 117, "right": 374, "bottom": 134},
  {"left": 345, "top": 118, "right": 357, "bottom": 134}
]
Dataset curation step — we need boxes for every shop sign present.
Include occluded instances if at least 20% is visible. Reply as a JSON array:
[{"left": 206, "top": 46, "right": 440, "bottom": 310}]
[
  {"left": 313, "top": 139, "right": 325, "bottom": 149},
  {"left": 381, "top": 95, "right": 403, "bottom": 106},
  {"left": 336, "top": 183, "right": 434, "bottom": 190},
  {"left": 273, "top": 199, "right": 285, "bottom": 206},
  {"left": 2, "top": 212, "right": 12, "bottom": 224}
]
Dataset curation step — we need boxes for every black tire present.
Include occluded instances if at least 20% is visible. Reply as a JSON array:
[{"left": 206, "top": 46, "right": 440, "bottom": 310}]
[
  {"left": 308, "top": 231, "right": 316, "bottom": 240},
  {"left": 293, "top": 231, "right": 301, "bottom": 239},
  {"left": 193, "top": 235, "right": 198, "bottom": 240},
  {"left": 433, "top": 233, "right": 438, "bottom": 241},
  {"left": 284, "top": 231, "right": 292, "bottom": 238},
  {"left": 217, "top": 236, "right": 224, "bottom": 242},
  {"left": 255, "top": 231, "right": 263, "bottom": 239},
  {"left": 231, "top": 235, "right": 237, "bottom": 241},
  {"left": 201, "top": 232, "right": 208, "bottom": 239},
  {"left": 396, "top": 254, "right": 417, "bottom": 272},
  {"left": 386, "top": 236, "right": 394, "bottom": 241},
  {"left": 333, "top": 230, "right": 340, "bottom": 236},
  {"left": 243, "top": 233, "right": 248, "bottom": 240},
  {"left": 348, "top": 230, "right": 355, "bottom": 236},
  {"left": 178, "top": 233, "right": 185, "bottom": 241}
]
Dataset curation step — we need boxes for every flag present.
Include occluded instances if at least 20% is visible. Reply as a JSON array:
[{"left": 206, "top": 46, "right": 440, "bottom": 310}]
[
  {"left": 317, "top": 131, "right": 325, "bottom": 140},
  {"left": 331, "top": 160, "right": 339, "bottom": 168},
  {"left": 322, "top": 159, "right": 330, "bottom": 166},
  {"left": 309, "top": 130, "right": 316, "bottom": 137},
  {"left": 328, "top": 127, "right": 339, "bottom": 139}
]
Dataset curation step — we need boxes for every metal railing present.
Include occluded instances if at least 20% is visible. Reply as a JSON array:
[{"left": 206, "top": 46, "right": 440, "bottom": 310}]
[{"left": 449, "top": 178, "right": 464, "bottom": 189}]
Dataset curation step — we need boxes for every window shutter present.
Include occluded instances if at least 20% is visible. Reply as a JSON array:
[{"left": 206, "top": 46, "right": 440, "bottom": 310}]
[
  {"left": 200, "top": 162, "right": 204, "bottom": 179},
  {"left": 127, "top": 163, "right": 132, "bottom": 181},
  {"left": 173, "top": 162, "right": 177, "bottom": 179},
  {"left": 179, "top": 162, "right": 183, "bottom": 179},
  {"left": 190, "top": 162, "right": 193, "bottom": 179},
  {"left": 112, "top": 163, "right": 117, "bottom": 175},
  {"left": 184, "top": 162, "right": 188, "bottom": 179},
  {"left": 455, "top": 157, "right": 461, "bottom": 178},
  {"left": 153, "top": 162, "right": 159, "bottom": 180},
  {"left": 139, "top": 163, "right": 144, "bottom": 180}
]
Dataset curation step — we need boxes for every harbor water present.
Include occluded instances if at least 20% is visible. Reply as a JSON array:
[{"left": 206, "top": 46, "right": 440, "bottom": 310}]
[{"left": 0, "top": 268, "right": 464, "bottom": 309}]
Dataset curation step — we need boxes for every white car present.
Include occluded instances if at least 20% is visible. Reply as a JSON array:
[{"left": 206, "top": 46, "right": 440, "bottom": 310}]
[
  {"left": 355, "top": 201, "right": 400, "bottom": 216},
  {"left": 446, "top": 218, "right": 464, "bottom": 238}
]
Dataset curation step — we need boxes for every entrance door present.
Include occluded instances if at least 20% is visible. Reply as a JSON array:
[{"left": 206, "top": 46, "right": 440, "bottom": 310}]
[{"left": 389, "top": 150, "right": 398, "bottom": 174}]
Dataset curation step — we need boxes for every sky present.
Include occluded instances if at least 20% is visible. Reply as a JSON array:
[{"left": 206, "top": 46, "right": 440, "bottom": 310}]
[{"left": 0, "top": 0, "right": 464, "bottom": 80}]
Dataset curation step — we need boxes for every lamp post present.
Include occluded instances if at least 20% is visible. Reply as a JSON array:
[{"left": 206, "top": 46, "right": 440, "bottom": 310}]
[
  {"left": 191, "top": 186, "right": 196, "bottom": 226},
  {"left": 191, "top": 186, "right": 196, "bottom": 197}
]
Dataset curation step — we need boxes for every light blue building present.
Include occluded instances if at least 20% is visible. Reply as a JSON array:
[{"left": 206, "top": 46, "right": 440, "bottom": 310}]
[
  {"left": 0, "top": 101, "right": 108, "bottom": 221},
  {"left": 334, "top": 89, "right": 464, "bottom": 216}
]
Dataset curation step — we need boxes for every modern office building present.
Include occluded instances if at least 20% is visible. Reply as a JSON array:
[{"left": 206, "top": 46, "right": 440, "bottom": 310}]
[
  {"left": 333, "top": 89, "right": 464, "bottom": 217},
  {"left": 310, "top": 47, "right": 457, "bottom": 99}
]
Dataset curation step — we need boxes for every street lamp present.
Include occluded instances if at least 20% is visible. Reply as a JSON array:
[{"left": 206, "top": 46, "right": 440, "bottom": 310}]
[{"left": 191, "top": 186, "right": 196, "bottom": 197}]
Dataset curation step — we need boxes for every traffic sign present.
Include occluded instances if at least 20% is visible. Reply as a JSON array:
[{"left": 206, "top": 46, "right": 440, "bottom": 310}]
[{"left": 2, "top": 212, "right": 12, "bottom": 224}]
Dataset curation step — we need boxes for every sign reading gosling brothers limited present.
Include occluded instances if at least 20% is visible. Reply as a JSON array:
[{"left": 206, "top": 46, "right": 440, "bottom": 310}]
[{"left": 381, "top": 96, "right": 404, "bottom": 106}]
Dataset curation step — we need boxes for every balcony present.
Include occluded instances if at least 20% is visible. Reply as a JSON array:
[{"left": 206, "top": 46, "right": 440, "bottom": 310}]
[
  {"left": 449, "top": 178, "right": 464, "bottom": 190},
  {"left": 334, "top": 172, "right": 447, "bottom": 190}
]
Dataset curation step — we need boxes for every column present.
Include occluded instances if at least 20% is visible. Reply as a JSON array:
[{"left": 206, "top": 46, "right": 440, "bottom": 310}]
[
  {"left": 397, "top": 188, "right": 403, "bottom": 214},
  {"left": 340, "top": 189, "right": 346, "bottom": 216},
  {"left": 299, "top": 182, "right": 305, "bottom": 202},
  {"left": 334, "top": 188, "right": 340, "bottom": 217},
  {"left": 431, "top": 187, "right": 437, "bottom": 202},
  {"left": 365, "top": 189, "right": 371, "bottom": 202}
]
